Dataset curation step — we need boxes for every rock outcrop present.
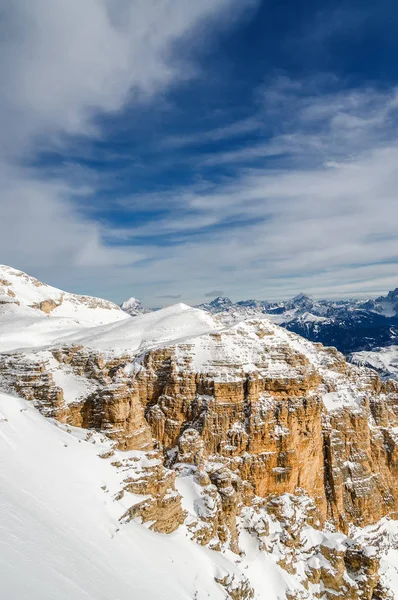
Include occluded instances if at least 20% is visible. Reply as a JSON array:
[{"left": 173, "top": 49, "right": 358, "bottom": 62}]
[{"left": 2, "top": 307, "right": 398, "bottom": 598}]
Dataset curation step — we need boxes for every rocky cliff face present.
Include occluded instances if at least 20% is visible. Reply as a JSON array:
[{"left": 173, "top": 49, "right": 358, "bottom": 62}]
[{"left": 2, "top": 301, "right": 398, "bottom": 598}]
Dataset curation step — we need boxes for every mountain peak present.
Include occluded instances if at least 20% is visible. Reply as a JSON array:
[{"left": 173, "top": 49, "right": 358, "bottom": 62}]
[
  {"left": 0, "top": 264, "right": 127, "bottom": 326},
  {"left": 120, "top": 296, "right": 150, "bottom": 317},
  {"left": 292, "top": 293, "right": 311, "bottom": 302},
  {"left": 209, "top": 296, "right": 233, "bottom": 307},
  {"left": 387, "top": 288, "right": 398, "bottom": 299}
]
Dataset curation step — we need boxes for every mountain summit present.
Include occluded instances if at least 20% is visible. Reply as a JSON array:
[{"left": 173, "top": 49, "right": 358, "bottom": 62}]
[
  {"left": 0, "top": 264, "right": 128, "bottom": 325},
  {"left": 120, "top": 296, "right": 149, "bottom": 317}
]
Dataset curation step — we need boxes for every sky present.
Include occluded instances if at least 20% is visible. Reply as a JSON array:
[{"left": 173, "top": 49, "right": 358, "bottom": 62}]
[{"left": 1, "top": 0, "right": 398, "bottom": 306}]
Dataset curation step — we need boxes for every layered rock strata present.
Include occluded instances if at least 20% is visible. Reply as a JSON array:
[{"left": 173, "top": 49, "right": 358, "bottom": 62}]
[{"left": 2, "top": 317, "right": 398, "bottom": 597}]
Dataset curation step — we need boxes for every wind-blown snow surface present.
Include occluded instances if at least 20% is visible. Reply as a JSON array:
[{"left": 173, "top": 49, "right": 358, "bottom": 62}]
[
  {"left": 0, "top": 392, "right": 246, "bottom": 600},
  {"left": 62, "top": 303, "right": 219, "bottom": 354}
]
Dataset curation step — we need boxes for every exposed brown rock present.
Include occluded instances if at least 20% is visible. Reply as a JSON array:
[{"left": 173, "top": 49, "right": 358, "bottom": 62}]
[
  {"left": 117, "top": 452, "right": 185, "bottom": 533},
  {"left": 32, "top": 298, "right": 62, "bottom": 314},
  {"left": 3, "top": 317, "right": 398, "bottom": 597},
  {"left": 3, "top": 333, "right": 398, "bottom": 535}
]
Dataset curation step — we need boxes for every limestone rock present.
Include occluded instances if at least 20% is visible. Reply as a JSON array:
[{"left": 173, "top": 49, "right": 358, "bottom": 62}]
[{"left": 3, "top": 312, "right": 398, "bottom": 596}]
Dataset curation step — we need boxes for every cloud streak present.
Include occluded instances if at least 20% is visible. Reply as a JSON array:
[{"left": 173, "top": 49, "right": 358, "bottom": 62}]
[
  {"left": 115, "top": 79, "right": 398, "bottom": 302},
  {"left": 0, "top": 0, "right": 254, "bottom": 295},
  {"left": 1, "top": 3, "right": 398, "bottom": 305}
]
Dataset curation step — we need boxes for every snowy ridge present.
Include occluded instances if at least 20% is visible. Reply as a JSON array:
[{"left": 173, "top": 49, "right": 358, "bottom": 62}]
[
  {"left": 61, "top": 303, "right": 220, "bottom": 355},
  {"left": 0, "top": 265, "right": 129, "bottom": 326},
  {"left": 0, "top": 297, "right": 376, "bottom": 412},
  {"left": 0, "top": 266, "right": 132, "bottom": 353}
]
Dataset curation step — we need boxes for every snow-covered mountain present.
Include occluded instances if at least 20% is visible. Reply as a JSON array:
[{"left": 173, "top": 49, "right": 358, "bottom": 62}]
[
  {"left": 362, "top": 288, "right": 398, "bottom": 317},
  {"left": 121, "top": 287, "right": 398, "bottom": 380},
  {"left": 4, "top": 267, "right": 398, "bottom": 598},
  {"left": 120, "top": 296, "right": 151, "bottom": 317},
  {"left": 197, "top": 293, "right": 358, "bottom": 324},
  {"left": 0, "top": 264, "right": 129, "bottom": 326},
  {"left": 350, "top": 345, "right": 398, "bottom": 381},
  {"left": 0, "top": 265, "right": 131, "bottom": 353},
  {"left": 197, "top": 291, "right": 398, "bottom": 359},
  {"left": 120, "top": 288, "right": 398, "bottom": 380}
]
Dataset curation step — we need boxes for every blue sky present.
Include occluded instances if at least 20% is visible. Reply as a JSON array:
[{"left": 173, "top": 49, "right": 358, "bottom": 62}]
[{"left": 1, "top": 0, "right": 398, "bottom": 305}]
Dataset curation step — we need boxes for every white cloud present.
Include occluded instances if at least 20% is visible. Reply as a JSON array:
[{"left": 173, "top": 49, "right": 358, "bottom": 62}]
[
  {"left": 0, "top": 0, "right": 253, "bottom": 286},
  {"left": 161, "top": 116, "right": 262, "bottom": 149},
  {"left": 1, "top": 0, "right": 250, "bottom": 151},
  {"left": 115, "top": 82, "right": 398, "bottom": 303},
  {"left": 1, "top": 5, "right": 398, "bottom": 305}
]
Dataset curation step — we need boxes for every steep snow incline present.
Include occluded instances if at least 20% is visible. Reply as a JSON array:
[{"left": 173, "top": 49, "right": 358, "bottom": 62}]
[
  {"left": 0, "top": 265, "right": 129, "bottom": 326},
  {"left": 0, "top": 392, "right": 244, "bottom": 600},
  {"left": 62, "top": 303, "right": 220, "bottom": 354}
]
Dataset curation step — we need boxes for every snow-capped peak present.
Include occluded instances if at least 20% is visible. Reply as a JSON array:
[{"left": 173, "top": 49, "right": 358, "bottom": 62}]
[
  {"left": 209, "top": 296, "right": 233, "bottom": 308},
  {"left": 0, "top": 265, "right": 127, "bottom": 326},
  {"left": 121, "top": 296, "right": 138, "bottom": 308},
  {"left": 120, "top": 296, "right": 149, "bottom": 317}
]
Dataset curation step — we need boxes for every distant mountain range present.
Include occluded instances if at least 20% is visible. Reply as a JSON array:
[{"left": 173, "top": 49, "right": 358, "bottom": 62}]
[
  {"left": 198, "top": 291, "right": 398, "bottom": 352},
  {"left": 121, "top": 289, "right": 398, "bottom": 379}
]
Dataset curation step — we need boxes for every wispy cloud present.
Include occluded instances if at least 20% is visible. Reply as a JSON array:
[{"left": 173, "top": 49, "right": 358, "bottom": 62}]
[
  {"left": 198, "top": 77, "right": 398, "bottom": 166},
  {"left": 162, "top": 116, "right": 262, "bottom": 149},
  {"left": 114, "top": 78, "right": 398, "bottom": 302},
  {"left": 0, "top": 0, "right": 257, "bottom": 298},
  {"left": 204, "top": 290, "right": 224, "bottom": 298},
  {"left": 156, "top": 294, "right": 182, "bottom": 299}
]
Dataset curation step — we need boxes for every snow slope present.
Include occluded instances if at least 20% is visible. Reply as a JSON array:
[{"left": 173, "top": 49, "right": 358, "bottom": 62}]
[
  {"left": 0, "top": 265, "right": 129, "bottom": 326},
  {"left": 0, "top": 392, "right": 246, "bottom": 600},
  {"left": 62, "top": 303, "right": 220, "bottom": 355},
  {"left": 0, "top": 266, "right": 133, "bottom": 352},
  {"left": 0, "top": 301, "right": 87, "bottom": 352}
]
